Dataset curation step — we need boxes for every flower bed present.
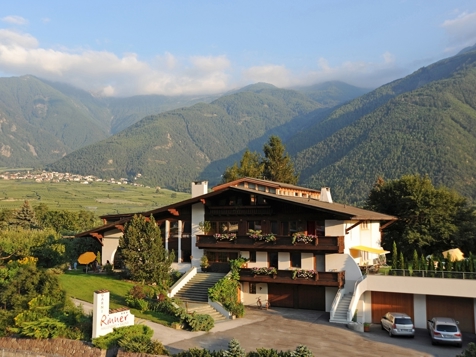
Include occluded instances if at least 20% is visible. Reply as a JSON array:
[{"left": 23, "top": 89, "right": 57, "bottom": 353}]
[
  {"left": 213, "top": 233, "right": 237, "bottom": 241},
  {"left": 292, "top": 269, "right": 317, "bottom": 279},
  {"left": 251, "top": 267, "right": 277, "bottom": 276},
  {"left": 247, "top": 230, "right": 276, "bottom": 243},
  {"left": 291, "top": 233, "right": 317, "bottom": 245}
]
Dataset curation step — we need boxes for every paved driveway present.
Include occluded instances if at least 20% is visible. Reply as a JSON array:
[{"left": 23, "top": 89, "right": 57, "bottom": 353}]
[
  {"left": 166, "top": 307, "right": 476, "bottom": 357},
  {"left": 74, "top": 298, "right": 474, "bottom": 357}
]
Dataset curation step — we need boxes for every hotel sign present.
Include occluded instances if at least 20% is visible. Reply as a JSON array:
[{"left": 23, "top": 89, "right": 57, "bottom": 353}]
[{"left": 92, "top": 290, "right": 135, "bottom": 338}]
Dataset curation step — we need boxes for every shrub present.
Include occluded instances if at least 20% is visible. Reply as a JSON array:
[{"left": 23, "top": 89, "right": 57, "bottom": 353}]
[
  {"left": 290, "top": 345, "right": 313, "bottom": 357},
  {"left": 184, "top": 313, "right": 214, "bottom": 332},
  {"left": 119, "top": 333, "right": 169, "bottom": 355},
  {"left": 223, "top": 339, "right": 245, "bottom": 357},
  {"left": 457, "top": 342, "right": 476, "bottom": 357},
  {"left": 246, "top": 348, "right": 281, "bottom": 357},
  {"left": 13, "top": 317, "right": 66, "bottom": 339},
  {"left": 93, "top": 325, "right": 161, "bottom": 352},
  {"left": 174, "top": 348, "right": 223, "bottom": 357}
]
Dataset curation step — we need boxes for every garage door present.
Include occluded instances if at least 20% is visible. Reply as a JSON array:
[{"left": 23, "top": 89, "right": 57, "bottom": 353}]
[
  {"left": 426, "top": 295, "right": 474, "bottom": 333},
  {"left": 371, "top": 292, "right": 414, "bottom": 323},
  {"left": 268, "top": 284, "right": 294, "bottom": 308},
  {"left": 268, "top": 284, "right": 325, "bottom": 310}
]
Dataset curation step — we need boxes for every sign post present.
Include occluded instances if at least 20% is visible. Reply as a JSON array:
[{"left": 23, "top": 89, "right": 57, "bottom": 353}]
[{"left": 92, "top": 290, "right": 135, "bottom": 338}]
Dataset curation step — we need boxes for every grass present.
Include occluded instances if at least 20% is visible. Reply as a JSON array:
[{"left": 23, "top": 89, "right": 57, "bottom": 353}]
[
  {"left": 59, "top": 269, "right": 178, "bottom": 326},
  {"left": 0, "top": 180, "right": 190, "bottom": 216}
]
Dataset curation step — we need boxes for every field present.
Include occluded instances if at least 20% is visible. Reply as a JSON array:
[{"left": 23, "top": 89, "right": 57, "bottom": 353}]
[
  {"left": 59, "top": 270, "right": 178, "bottom": 326},
  {"left": 0, "top": 180, "right": 190, "bottom": 215}
]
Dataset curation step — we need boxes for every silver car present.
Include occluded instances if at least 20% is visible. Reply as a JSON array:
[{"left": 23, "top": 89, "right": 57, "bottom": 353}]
[
  {"left": 381, "top": 312, "right": 415, "bottom": 337},
  {"left": 427, "top": 317, "right": 462, "bottom": 347}
]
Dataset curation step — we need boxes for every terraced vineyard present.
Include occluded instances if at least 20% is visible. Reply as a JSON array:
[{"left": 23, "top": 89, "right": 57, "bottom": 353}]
[{"left": 0, "top": 180, "right": 190, "bottom": 215}]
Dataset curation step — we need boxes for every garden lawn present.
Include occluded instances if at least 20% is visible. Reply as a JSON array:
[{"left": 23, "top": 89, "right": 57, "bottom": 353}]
[{"left": 59, "top": 270, "right": 178, "bottom": 326}]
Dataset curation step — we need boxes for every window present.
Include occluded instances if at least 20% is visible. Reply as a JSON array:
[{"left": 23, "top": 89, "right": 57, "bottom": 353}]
[
  {"left": 249, "top": 283, "right": 257, "bottom": 294},
  {"left": 250, "top": 194, "right": 256, "bottom": 205},
  {"left": 270, "top": 221, "right": 278, "bottom": 235},
  {"left": 361, "top": 221, "right": 369, "bottom": 230},
  {"left": 291, "top": 252, "right": 301, "bottom": 268},
  {"left": 257, "top": 196, "right": 267, "bottom": 205},
  {"left": 220, "top": 221, "right": 239, "bottom": 233},
  {"left": 268, "top": 252, "right": 278, "bottom": 268},
  {"left": 249, "top": 251, "right": 256, "bottom": 263},
  {"left": 248, "top": 220, "right": 262, "bottom": 231}
]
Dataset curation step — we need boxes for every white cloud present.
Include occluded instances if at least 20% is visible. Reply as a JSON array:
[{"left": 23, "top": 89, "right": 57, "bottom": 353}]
[
  {"left": 0, "top": 28, "right": 406, "bottom": 96},
  {"left": 242, "top": 54, "right": 403, "bottom": 89},
  {"left": 442, "top": 11, "right": 476, "bottom": 52},
  {"left": 0, "top": 30, "right": 233, "bottom": 96},
  {"left": 1, "top": 16, "right": 28, "bottom": 25}
]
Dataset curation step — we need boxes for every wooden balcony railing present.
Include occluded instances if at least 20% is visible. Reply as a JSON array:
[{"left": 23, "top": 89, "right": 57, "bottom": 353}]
[
  {"left": 238, "top": 268, "right": 345, "bottom": 287},
  {"left": 196, "top": 235, "right": 344, "bottom": 253},
  {"left": 209, "top": 206, "right": 273, "bottom": 216}
]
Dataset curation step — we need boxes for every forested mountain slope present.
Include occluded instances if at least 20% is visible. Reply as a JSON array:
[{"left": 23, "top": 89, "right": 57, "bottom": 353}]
[
  {"left": 293, "top": 49, "right": 476, "bottom": 204},
  {"left": 47, "top": 85, "right": 323, "bottom": 190},
  {"left": 0, "top": 75, "right": 110, "bottom": 167}
]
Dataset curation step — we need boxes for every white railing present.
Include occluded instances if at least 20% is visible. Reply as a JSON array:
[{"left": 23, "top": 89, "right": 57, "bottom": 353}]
[
  {"left": 329, "top": 288, "right": 345, "bottom": 320},
  {"left": 347, "top": 275, "right": 366, "bottom": 321},
  {"left": 168, "top": 266, "right": 197, "bottom": 297},
  {"left": 385, "top": 269, "right": 476, "bottom": 279},
  {"left": 208, "top": 298, "right": 233, "bottom": 319}
]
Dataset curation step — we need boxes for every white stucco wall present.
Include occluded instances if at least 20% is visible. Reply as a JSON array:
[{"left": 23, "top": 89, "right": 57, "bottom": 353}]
[
  {"left": 325, "top": 253, "right": 362, "bottom": 292},
  {"left": 102, "top": 229, "right": 122, "bottom": 265},
  {"left": 302, "top": 253, "right": 314, "bottom": 270},
  {"left": 242, "top": 282, "right": 268, "bottom": 306},
  {"left": 191, "top": 202, "right": 205, "bottom": 267},
  {"left": 278, "top": 252, "right": 290, "bottom": 270},
  {"left": 325, "top": 287, "right": 338, "bottom": 312},
  {"left": 413, "top": 294, "right": 426, "bottom": 329}
]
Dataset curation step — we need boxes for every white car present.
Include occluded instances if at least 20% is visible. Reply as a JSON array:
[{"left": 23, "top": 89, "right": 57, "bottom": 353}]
[
  {"left": 427, "top": 317, "right": 462, "bottom": 347},
  {"left": 380, "top": 312, "right": 415, "bottom": 337}
]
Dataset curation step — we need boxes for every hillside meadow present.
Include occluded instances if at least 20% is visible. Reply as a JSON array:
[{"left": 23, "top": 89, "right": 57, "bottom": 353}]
[{"left": 0, "top": 179, "right": 190, "bottom": 216}]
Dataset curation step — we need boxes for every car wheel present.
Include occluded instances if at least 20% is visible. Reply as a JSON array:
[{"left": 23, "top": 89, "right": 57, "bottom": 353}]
[
  {"left": 431, "top": 339, "right": 436, "bottom": 345},
  {"left": 381, "top": 323, "right": 384, "bottom": 330},
  {"left": 388, "top": 329, "right": 393, "bottom": 337}
]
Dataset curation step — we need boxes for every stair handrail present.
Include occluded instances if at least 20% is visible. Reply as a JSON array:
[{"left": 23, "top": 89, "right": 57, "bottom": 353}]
[
  {"left": 168, "top": 266, "right": 197, "bottom": 298},
  {"left": 346, "top": 275, "right": 367, "bottom": 321},
  {"left": 329, "top": 288, "right": 345, "bottom": 321}
]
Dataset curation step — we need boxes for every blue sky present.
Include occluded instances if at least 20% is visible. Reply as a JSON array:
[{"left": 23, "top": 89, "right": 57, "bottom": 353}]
[{"left": 1, "top": 1, "right": 476, "bottom": 97}]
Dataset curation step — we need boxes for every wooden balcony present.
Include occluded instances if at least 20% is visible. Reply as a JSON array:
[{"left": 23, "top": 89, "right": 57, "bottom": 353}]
[
  {"left": 196, "top": 235, "right": 344, "bottom": 253},
  {"left": 238, "top": 268, "right": 345, "bottom": 288},
  {"left": 209, "top": 206, "right": 273, "bottom": 216}
]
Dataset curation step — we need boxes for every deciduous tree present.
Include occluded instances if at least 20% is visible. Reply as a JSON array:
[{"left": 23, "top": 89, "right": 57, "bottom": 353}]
[{"left": 365, "top": 174, "right": 476, "bottom": 259}]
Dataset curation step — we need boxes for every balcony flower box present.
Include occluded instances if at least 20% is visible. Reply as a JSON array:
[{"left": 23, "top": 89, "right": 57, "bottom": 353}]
[
  {"left": 247, "top": 229, "right": 277, "bottom": 243},
  {"left": 213, "top": 233, "right": 237, "bottom": 242},
  {"left": 292, "top": 269, "right": 317, "bottom": 280},
  {"left": 292, "top": 232, "right": 318, "bottom": 245},
  {"left": 251, "top": 267, "right": 277, "bottom": 277}
]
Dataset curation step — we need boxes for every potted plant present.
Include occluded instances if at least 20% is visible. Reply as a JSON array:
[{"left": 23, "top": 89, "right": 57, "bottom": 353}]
[
  {"left": 364, "top": 322, "right": 371, "bottom": 332},
  {"left": 199, "top": 221, "right": 212, "bottom": 234},
  {"left": 200, "top": 255, "right": 210, "bottom": 272}
]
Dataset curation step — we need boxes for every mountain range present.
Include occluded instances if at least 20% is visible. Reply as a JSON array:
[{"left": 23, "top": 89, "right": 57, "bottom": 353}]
[{"left": 1, "top": 44, "right": 476, "bottom": 204}]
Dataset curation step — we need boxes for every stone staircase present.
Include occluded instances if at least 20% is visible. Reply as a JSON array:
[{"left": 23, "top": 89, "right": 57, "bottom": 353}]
[
  {"left": 173, "top": 272, "right": 228, "bottom": 322},
  {"left": 329, "top": 293, "right": 353, "bottom": 324},
  {"left": 174, "top": 272, "right": 226, "bottom": 302},
  {"left": 186, "top": 302, "right": 228, "bottom": 322}
]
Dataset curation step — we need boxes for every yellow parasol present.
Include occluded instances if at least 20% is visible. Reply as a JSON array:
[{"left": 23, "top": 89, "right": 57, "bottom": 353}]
[
  {"left": 77, "top": 252, "right": 97, "bottom": 265},
  {"left": 442, "top": 248, "right": 464, "bottom": 262}
]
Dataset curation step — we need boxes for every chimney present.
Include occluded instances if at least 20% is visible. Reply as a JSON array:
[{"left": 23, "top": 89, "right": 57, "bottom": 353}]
[
  {"left": 191, "top": 181, "right": 208, "bottom": 198},
  {"left": 320, "top": 187, "right": 333, "bottom": 203}
]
